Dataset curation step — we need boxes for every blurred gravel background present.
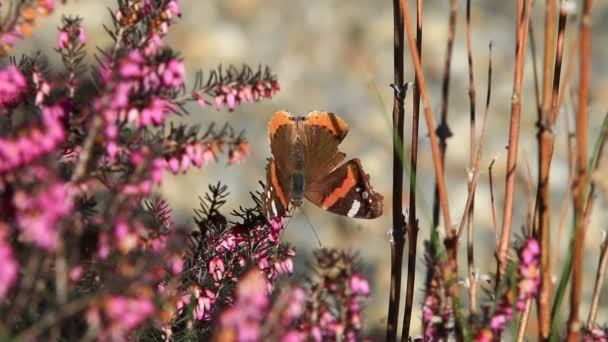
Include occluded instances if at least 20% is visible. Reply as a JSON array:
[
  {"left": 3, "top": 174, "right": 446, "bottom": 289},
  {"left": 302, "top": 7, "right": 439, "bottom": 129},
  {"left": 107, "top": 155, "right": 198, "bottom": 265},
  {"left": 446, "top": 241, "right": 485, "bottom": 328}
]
[{"left": 13, "top": 0, "right": 608, "bottom": 338}]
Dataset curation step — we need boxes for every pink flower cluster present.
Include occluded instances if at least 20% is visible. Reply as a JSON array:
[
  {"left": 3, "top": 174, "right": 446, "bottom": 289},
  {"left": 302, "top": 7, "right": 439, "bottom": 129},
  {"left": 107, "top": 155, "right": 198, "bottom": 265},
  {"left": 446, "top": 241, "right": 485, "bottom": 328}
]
[
  {"left": 165, "top": 141, "right": 216, "bottom": 174},
  {"left": 13, "top": 182, "right": 73, "bottom": 250},
  {"left": 585, "top": 327, "right": 608, "bottom": 342},
  {"left": 0, "top": 226, "right": 19, "bottom": 301},
  {"left": 210, "top": 79, "right": 280, "bottom": 111},
  {"left": 516, "top": 238, "right": 540, "bottom": 310},
  {"left": 218, "top": 269, "right": 307, "bottom": 341},
  {"left": 175, "top": 285, "right": 217, "bottom": 321},
  {"left": 0, "top": 65, "right": 27, "bottom": 110},
  {"left": 0, "top": 104, "right": 66, "bottom": 173},
  {"left": 122, "top": 155, "right": 166, "bottom": 196},
  {"left": 97, "top": 49, "right": 185, "bottom": 159},
  {"left": 57, "top": 21, "right": 86, "bottom": 49},
  {"left": 298, "top": 251, "right": 372, "bottom": 341},
  {"left": 86, "top": 295, "right": 155, "bottom": 341}
]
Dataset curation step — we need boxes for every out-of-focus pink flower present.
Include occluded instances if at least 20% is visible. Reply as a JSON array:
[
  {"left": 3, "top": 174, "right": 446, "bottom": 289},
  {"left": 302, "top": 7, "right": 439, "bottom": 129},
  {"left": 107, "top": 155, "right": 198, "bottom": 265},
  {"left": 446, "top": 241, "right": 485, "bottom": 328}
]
[
  {"left": 13, "top": 182, "right": 73, "bottom": 250},
  {"left": 517, "top": 238, "right": 541, "bottom": 310},
  {"left": 0, "top": 65, "right": 27, "bottom": 110},
  {"left": 350, "top": 273, "right": 370, "bottom": 296},
  {"left": 0, "top": 227, "right": 19, "bottom": 301},
  {"left": 89, "top": 295, "right": 155, "bottom": 341},
  {"left": 162, "top": 59, "right": 185, "bottom": 87},
  {"left": 57, "top": 31, "right": 69, "bottom": 49},
  {"left": 78, "top": 27, "right": 86, "bottom": 44},
  {"left": 0, "top": 104, "right": 66, "bottom": 173}
]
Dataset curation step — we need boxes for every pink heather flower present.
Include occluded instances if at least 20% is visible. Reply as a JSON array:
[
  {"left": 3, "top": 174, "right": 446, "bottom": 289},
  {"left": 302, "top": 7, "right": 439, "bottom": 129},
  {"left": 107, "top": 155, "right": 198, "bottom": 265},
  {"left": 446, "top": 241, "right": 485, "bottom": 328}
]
[
  {"left": 0, "top": 65, "right": 27, "bottom": 109},
  {"left": 162, "top": 59, "right": 185, "bottom": 87},
  {"left": 209, "top": 257, "right": 225, "bottom": 281},
  {"left": 195, "top": 93, "right": 206, "bottom": 108},
  {"left": 97, "top": 295, "right": 155, "bottom": 340},
  {"left": 226, "top": 92, "right": 236, "bottom": 111},
  {"left": 13, "top": 182, "right": 73, "bottom": 250},
  {"left": 57, "top": 31, "right": 69, "bottom": 49},
  {"left": 219, "top": 270, "right": 269, "bottom": 340},
  {"left": 0, "top": 227, "right": 19, "bottom": 301},
  {"left": 69, "top": 265, "right": 84, "bottom": 282},
  {"left": 78, "top": 27, "right": 86, "bottom": 44},
  {"left": 350, "top": 273, "right": 370, "bottom": 296},
  {"left": 517, "top": 238, "right": 541, "bottom": 310},
  {"left": 167, "top": 0, "right": 181, "bottom": 16},
  {"left": 119, "top": 52, "right": 144, "bottom": 79},
  {"left": 214, "top": 95, "right": 224, "bottom": 110}
]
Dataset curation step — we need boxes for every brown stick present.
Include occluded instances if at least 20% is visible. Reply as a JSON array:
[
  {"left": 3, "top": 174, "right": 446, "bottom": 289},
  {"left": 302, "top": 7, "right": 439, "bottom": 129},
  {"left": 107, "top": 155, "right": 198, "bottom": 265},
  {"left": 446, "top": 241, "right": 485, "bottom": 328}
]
[
  {"left": 489, "top": 158, "right": 499, "bottom": 245},
  {"left": 587, "top": 234, "right": 608, "bottom": 329},
  {"left": 496, "top": 0, "right": 533, "bottom": 279},
  {"left": 431, "top": 0, "right": 457, "bottom": 231},
  {"left": 386, "top": 0, "right": 406, "bottom": 339},
  {"left": 465, "top": 0, "right": 477, "bottom": 316},
  {"left": 400, "top": 0, "right": 459, "bottom": 337},
  {"left": 567, "top": 0, "right": 593, "bottom": 339},
  {"left": 457, "top": 43, "right": 494, "bottom": 240},
  {"left": 401, "top": 0, "right": 423, "bottom": 339},
  {"left": 517, "top": 298, "right": 534, "bottom": 342},
  {"left": 536, "top": 0, "right": 568, "bottom": 337}
]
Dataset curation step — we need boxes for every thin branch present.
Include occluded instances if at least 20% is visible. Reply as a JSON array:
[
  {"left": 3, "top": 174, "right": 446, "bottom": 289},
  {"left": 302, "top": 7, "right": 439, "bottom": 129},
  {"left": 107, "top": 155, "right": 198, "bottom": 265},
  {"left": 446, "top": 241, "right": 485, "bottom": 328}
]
[
  {"left": 567, "top": 0, "right": 593, "bottom": 339},
  {"left": 496, "top": 0, "right": 533, "bottom": 279},
  {"left": 401, "top": 0, "right": 423, "bottom": 338},
  {"left": 489, "top": 158, "right": 499, "bottom": 245},
  {"left": 457, "top": 42, "right": 494, "bottom": 240},
  {"left": 517, "top": 298, "right": 534, "bottom": 341},
  {"left": 587, "top": 233, "right": 608, "bottom": 329},
  {"left": 386, "top": 0, "right": 406, "bottom": 339}
]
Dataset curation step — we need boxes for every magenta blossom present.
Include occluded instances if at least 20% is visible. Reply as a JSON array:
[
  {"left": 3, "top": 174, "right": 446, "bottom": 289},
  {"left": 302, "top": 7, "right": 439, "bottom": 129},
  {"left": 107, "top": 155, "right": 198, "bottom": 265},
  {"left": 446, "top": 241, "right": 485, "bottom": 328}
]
[
  {"left": 0, "top": 226, "right": 19, "bottom": 301},
  {"left": 0, "top": 65, "right": 27, "bottom": 110}
]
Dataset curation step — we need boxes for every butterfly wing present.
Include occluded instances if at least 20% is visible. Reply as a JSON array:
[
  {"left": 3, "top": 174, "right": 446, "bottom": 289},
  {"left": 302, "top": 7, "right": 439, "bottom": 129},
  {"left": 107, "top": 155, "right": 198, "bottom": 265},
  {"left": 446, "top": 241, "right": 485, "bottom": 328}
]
[
  {"left": 298, "top": 111, "right": 348, "bottom": 184},
  {"left": 262, "top": 158, "right": 291, "bottom": 218},
  {"left": 268, "top": 111, "right": 297, "bottom": 175},
  {"left": 304, "top": 158, "right": 383, "bottom": 219}
]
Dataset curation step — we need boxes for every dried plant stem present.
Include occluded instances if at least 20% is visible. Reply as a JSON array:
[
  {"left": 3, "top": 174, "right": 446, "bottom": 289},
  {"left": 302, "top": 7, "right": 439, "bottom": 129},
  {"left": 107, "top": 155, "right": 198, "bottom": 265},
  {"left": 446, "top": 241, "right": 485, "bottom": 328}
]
[
  {"left": 400, "top": 0, "right": 458, "bottom": 337},
  {"left": 587, "top": 236, "right": 608, "bottom": 329},
  {"left": 399, "top": 0, "right": 451, "bottom": 257},
  {"left": 489, "top": 158, "right": 499, "bottom": 245},
  {"left": 496, "top": 0, "right": 532, "bottom": 279},
  {"left": 386, "top": 0, "right": 406, "bottom": 340},
  {"left": 567, "top": 0, "right": 593, "bottom": 339},
  {"left": 456, "top": 42, "right": 493, "bottom": 240},
  {"left": 517, "top": 298, "right": 534, "bottom": 341},
  {"left": 431, "top": 0, "right": 457, "bottom": 231},
  {"left": 465, "top": 0, "right": 477, "bottom": 314},
  {"left": 536, "top": 0, "right": 568, "bottom": 337},
  {"left": 400, "top": 0, "right": 423, "bottom": 339}
]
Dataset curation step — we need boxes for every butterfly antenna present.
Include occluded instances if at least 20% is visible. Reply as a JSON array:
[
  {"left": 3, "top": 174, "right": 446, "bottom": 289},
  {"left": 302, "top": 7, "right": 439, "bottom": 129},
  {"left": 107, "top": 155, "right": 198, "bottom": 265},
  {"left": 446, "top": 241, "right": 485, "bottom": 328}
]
[
  {"left": 279, "top": 212, "right": 294, "bottom": 241},
  {"left": 301, "top": 207, "right": 323, "bottom": 248}
]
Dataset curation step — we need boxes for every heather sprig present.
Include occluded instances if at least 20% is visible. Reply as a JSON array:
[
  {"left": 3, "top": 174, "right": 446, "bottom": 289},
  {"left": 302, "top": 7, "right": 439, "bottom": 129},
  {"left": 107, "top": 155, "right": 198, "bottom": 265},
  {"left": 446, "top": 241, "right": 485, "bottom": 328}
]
[{"left": 0, "top": 0, "right": 286, "bottom": 340}]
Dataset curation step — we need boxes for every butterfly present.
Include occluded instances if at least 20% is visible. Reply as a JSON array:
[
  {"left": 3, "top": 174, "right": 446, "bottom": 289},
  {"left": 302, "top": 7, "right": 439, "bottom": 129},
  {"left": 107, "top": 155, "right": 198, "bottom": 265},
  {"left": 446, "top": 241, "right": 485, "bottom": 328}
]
[{"left": 261, "top": 110, "right": 383, "bottom": 220}]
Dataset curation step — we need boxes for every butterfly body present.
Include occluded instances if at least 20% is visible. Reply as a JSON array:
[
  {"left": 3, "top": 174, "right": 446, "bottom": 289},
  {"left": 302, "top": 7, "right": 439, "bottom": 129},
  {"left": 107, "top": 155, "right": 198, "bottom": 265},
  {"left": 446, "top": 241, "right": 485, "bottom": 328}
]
[{"left": 262, "top": 111, "right": 383, "bottom": 219}]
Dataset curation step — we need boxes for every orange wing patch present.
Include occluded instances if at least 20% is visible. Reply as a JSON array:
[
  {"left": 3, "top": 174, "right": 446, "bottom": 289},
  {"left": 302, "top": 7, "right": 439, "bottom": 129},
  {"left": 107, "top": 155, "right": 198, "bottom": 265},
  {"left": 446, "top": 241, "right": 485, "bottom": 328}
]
[
  {"left": 268, "top": 111, "right": 294, "bottom": 137},
  {"left": 321, "top": 164, "right": 356, "bottom": 209},
  {"left": 305, "top": 111, "right": 349, "bottom": 139},
  {"left": 269, "top": 160, "right": 288, "bottom": 207}
]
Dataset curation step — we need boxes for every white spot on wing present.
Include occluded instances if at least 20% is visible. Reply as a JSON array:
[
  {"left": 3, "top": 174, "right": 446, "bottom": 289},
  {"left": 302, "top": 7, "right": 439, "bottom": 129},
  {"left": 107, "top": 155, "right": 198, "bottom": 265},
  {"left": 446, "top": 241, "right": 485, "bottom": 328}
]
[
  {"left": 271, "top": 200, "right": 278, "bottom": 216},
  {"left": 362, "top": 191, "right": 369, "bottom": 199},
  {"left": 347, "top": 200, "right": 361, "bottom": 218}
]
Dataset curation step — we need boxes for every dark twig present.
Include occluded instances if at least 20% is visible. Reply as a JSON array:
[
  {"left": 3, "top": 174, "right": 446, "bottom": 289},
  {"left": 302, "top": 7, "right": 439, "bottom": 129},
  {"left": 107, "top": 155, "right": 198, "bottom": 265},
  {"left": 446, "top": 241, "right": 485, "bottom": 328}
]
[
  {"left": 386, "top": 0, "right": 406, "bottom": 340},
  {"left": 401, "top": 0, "right": 423, "bottom": 339},
  {"left": 465, "top": 0, "right": 477, "bottom": 315}
]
